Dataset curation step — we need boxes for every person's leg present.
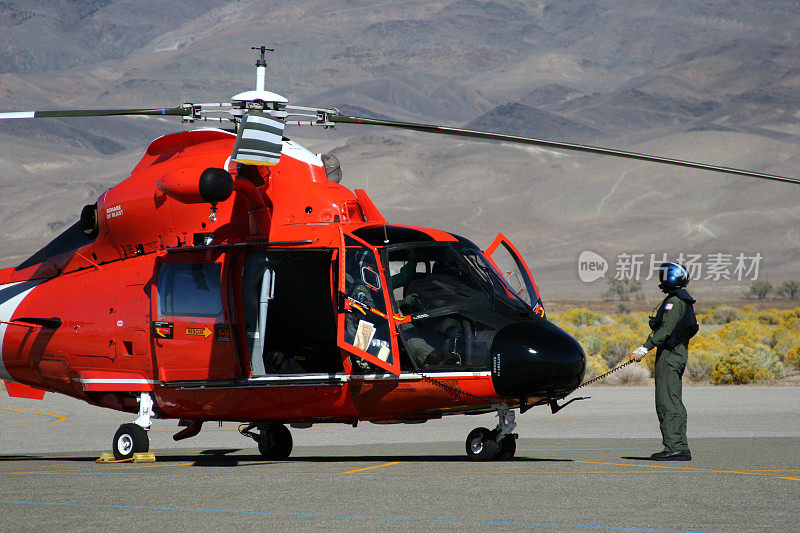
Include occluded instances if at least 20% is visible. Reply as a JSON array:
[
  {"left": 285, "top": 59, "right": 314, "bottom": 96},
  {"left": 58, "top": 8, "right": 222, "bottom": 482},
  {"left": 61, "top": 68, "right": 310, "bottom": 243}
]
[{"left": 655, "top": 349, "right": 689, "bottom": 452}]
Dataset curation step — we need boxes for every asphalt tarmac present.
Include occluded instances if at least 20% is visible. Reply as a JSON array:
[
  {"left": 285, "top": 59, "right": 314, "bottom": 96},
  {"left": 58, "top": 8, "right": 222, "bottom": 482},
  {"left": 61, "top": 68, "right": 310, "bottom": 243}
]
[{"left": 1, "top": 386, "right": 798, "bottom": 532}]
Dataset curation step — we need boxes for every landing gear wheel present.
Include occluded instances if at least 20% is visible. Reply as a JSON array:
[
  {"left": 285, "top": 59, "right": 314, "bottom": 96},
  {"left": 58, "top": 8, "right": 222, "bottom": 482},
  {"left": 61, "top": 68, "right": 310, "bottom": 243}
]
[
  {"left": 257, "top": 423, "right": 293, "bottom": 460},
  {"left": 465, "top": 427, "right": 500, "bottom": 461},
  {"left": 112, "top": 423, "right": 149, "bottom": 460},
  {"left": 496, "top": 433, "right": 517, "bottom": 460}
]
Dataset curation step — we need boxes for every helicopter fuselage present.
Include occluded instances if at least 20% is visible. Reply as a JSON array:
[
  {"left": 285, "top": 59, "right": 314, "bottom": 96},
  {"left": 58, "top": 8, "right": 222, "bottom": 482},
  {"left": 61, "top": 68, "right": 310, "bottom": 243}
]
[{"left": 0, "top": 129, "right": 585, "bottom": 426}]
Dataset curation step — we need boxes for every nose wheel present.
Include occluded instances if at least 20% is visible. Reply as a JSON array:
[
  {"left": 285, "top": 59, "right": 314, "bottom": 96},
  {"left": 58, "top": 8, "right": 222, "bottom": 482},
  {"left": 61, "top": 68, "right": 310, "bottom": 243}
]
[
  {"left": 465, "top": 407, "right": 518, "bottom": 461},
  {"left": 466, "top": 427, "right": 500, "bottom": 460}
]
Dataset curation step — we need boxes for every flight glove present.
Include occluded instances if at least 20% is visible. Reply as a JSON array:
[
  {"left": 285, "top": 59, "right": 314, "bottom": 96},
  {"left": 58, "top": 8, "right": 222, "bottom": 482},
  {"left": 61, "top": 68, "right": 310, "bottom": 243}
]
[{"left": 631, "top": 345, "right": 648, "bottom": 361}]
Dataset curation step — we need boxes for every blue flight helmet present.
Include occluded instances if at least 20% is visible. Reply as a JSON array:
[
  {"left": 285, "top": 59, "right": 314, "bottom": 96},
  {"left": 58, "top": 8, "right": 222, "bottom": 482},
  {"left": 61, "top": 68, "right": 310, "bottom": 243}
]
[{"left": 658, "top": 262, "right": 690, "bottom": 292}]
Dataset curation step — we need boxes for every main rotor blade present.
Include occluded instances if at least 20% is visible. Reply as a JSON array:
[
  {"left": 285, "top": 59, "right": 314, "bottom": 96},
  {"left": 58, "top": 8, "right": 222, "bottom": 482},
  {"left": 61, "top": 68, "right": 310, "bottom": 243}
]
[
  {"left": 329, "top": 114, "right": 800, "bottom": 186},
  {"left": 0, "top": 107, "right": 193, "bottom": 119}
]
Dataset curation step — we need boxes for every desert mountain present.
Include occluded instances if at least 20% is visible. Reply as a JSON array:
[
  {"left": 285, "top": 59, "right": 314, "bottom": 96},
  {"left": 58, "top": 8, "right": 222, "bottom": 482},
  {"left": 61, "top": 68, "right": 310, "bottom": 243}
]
[{"left": 0, "top": 0, "right": 798, "bottom": 301}]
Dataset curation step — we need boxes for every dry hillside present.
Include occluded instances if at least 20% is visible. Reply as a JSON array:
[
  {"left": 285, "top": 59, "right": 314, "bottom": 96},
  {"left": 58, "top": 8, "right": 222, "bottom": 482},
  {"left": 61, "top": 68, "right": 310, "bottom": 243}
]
[{"left": 0, "top": 0, "right": 798, "bottom": 302}]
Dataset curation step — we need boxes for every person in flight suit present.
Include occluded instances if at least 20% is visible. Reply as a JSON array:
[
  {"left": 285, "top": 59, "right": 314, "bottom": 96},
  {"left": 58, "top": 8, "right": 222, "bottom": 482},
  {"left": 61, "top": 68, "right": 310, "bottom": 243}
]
[{"left": 631, "top": 262, "right": 698, "bottom": 461}]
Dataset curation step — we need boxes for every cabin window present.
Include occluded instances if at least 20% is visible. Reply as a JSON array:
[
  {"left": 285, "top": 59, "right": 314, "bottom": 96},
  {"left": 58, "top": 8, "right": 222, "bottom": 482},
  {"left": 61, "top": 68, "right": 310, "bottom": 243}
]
[{"left": 158, "top": 263, "right": 222, "bottom": 318}]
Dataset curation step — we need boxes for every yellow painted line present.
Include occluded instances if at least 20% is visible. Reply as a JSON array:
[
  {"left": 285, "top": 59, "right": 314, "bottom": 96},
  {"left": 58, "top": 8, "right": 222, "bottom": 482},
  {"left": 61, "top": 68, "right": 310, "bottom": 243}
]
[
  {"left": 0, "top": 407, "right": 67, "bottom": 427},
  {"left": 169, "top": 470, "right": 663, "bottom": 476},
  {"left": 574, "top": 460, "right": 800, "bottom": 482},
  {"left": 398, "top": 470, "right": 663, "bottom": 475},
  {"left": 345, "top": 461, "right": 401, "bottom": 474}
]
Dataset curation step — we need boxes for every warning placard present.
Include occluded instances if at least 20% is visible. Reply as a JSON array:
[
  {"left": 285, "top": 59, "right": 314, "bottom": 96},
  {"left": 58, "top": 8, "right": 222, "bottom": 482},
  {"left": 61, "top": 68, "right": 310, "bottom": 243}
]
[{"left": 185, "top": 326, "right": 213, "bottom": 339}]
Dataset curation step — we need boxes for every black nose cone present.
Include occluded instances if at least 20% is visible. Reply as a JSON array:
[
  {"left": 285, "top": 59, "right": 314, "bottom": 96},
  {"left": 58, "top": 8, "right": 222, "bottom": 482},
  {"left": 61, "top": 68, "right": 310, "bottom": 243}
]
[{"left": 490, "top": 320, "right": 585, "bottom": 398}]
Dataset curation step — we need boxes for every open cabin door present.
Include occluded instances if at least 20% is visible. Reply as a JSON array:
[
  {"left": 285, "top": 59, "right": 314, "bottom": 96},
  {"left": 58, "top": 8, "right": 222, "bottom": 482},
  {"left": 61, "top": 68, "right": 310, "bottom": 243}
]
[
  {"left": 152, "top": 255, "right": 240, "bottom": 381},
  {"left": 484, "top": 233, "right": 545, "bottom": 317},
  {"left": 337, "top": 232, "right": 401, "bottom": 375},
  {"left": 240, "top": 248, "right": 341, "bottom": 378}
]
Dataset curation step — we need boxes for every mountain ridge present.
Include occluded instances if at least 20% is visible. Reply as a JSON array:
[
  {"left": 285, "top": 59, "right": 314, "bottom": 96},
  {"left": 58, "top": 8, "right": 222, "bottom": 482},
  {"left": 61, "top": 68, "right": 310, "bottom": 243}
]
[{"left": 0, "top": 0, "right": 797, "bottom": 300}]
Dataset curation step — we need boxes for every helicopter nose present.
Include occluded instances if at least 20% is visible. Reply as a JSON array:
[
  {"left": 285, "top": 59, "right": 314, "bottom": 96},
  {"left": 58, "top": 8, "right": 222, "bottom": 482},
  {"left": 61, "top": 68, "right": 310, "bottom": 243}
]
[{"left": 490, "top": 320, "right": 585, "bottom": 398}]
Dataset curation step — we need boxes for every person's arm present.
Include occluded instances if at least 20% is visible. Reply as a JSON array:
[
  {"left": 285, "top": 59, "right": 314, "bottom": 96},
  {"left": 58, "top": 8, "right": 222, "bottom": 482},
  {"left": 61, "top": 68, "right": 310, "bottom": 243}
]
[{"left": 391, "top": 260, "right": 416, "bottom": 288}]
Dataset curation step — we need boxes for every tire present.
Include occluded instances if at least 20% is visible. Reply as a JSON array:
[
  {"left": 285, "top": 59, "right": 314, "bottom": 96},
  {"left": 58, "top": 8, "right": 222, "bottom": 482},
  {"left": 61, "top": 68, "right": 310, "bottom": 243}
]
[
  {"left": 465, "top": 427, "right": 500, "bottom": 461},
  {"left": 257, "top": 423, "right": 293, "bottom": 460},
  {"left": 496, "top": 434, "right": 517, "bottom": 460},
  {"left": 112, "top": 423, "right": 149, "bottom": 460}
]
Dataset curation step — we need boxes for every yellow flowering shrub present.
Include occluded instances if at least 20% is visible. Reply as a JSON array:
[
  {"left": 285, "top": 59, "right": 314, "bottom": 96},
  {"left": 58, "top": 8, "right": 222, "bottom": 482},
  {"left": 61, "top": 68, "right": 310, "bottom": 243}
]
[
  {"left": 756, "top": 309, "right": 781, "bottom": 325},
  {"left": 616, "top": 313, "right": 650, "bottom": 335},
  {"left": 786, "top": 346, "right": 800, "bottom": 371},
  {"left": 558, "top": 308, "right": 611, "bottom": 327},
  {"left": 550, "top": 304, "right": 796, "bottom": 385},
  {"left": 685, "top": 348, "right": 719, "bottom": 382},
  {"left": 701, "top": 306, "right": 743, "bottom": 324},
  {"left": 783, "top": 308, "right": 800, "bottom": 319},
  {"left": 771, "top": 317, "right": 800, "bottom": 357},
  {"left": 584, "top": 354, "right": 610, "bottom": 380},
  {"left": 711, "top": 344, "right": 784, "bottom": 384},
  {"left": 689, "top": 331, "right": 721, "bottom": 350},
  {"left": 571, "top": 326, "right": 609, "bottom": 357},
  {"left": 600, "top": 331, "right": 643, "bottom": 367},
  {"left": 717, "top": 320, "right": 773, "bottom": 348}
]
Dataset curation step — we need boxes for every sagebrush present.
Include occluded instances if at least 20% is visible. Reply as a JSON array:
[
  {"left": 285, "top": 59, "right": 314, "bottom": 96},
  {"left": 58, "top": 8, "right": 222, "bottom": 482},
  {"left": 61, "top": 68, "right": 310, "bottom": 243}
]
[{"left": 550, "top": 305, "right": 799, "bottom": 384}]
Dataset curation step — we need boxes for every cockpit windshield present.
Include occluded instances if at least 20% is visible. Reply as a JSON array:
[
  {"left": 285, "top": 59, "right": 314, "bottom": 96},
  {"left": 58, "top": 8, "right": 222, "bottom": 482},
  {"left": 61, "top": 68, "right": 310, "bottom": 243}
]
[
  {"left": 383, "top": 243, "right": 532, "bottom": 371},
  {"left": 386, "top": 243, "right": 531, "bottom": 315}
]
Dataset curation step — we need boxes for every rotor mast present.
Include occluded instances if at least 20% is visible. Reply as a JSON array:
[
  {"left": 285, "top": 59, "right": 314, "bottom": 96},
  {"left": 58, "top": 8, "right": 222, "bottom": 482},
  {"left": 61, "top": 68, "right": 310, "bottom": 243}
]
[{"left": 252, "top": 46, "right": 274, "bottom": 92}]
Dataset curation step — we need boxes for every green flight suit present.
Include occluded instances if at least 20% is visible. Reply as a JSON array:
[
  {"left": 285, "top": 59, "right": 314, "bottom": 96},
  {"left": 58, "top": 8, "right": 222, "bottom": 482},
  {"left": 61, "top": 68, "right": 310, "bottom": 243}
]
[{"left": 643, "top": 295, "right": 689, "bottom": 452}]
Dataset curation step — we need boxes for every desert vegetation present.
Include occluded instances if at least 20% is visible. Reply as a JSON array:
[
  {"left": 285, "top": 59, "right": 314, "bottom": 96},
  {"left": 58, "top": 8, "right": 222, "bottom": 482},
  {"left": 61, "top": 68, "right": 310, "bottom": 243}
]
[
  {"left": 744, "top": 279, "right": 800, "bottom": 300},
  {"left": 551, "top": 305, "right": 800, "bottom": 385}
]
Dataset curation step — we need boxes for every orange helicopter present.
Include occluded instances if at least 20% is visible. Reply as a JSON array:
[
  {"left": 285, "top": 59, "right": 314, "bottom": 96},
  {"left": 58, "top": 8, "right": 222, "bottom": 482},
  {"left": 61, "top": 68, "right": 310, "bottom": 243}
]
[{"left": 1, "top": 48, "right": 796, "bottom": 461}]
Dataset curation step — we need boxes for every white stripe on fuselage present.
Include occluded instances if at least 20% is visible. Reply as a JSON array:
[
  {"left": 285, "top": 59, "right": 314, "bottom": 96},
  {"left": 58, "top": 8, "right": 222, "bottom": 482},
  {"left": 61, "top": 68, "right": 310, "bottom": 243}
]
[
  {"left": 0, "top": 280, "right": 44, "bottom": 381},
  {"left": 77, "top": 379, "right": 156, "bottom": 385},
  {"left": 0, "top": 111, "right": 35, "bottom": 119}
]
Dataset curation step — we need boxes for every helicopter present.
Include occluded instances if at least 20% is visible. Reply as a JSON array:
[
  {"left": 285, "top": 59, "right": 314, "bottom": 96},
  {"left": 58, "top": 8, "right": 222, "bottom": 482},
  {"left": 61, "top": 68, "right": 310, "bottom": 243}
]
[{"left": 1, "top": 47, "right": 796, "bottom": 462}]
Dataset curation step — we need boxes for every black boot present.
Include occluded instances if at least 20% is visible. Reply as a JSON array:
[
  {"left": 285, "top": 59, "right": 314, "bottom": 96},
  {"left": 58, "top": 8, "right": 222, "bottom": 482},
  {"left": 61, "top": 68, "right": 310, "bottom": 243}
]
[{"left": 649, "top": 449, "right": 692, "bottom": 461}]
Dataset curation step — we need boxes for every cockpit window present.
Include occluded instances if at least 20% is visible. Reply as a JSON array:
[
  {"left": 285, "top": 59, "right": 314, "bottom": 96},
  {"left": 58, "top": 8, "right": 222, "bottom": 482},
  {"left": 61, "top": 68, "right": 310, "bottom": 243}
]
[
  {"left": 158, "top": 263, "right": 222, "bottom": 318},
  {"left": 461, "top": 249, "right": 533, "bottom": 309},
  {"left": 361, "top": 265, "right": 382, "bottom": 292},
  {"left": 386, "top": 244, "right": 528, "bottom": 315},
  {"left": 384, "top": 243, "right": 531, "bottom": 371}
]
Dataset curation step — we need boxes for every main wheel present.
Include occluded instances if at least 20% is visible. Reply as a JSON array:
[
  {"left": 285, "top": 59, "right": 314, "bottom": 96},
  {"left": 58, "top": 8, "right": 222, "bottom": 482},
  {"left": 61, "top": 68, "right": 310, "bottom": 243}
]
[
  {"left": 465, "top": 427, "right": 500, "bottom": 461},
  {"left": 257, "top": 423, "right": 293, "bottom": 460},
  {"left": 496, "top": 433, "right": 517, "bottom": 460},
  {"left": 112, "top": 423, "right": 149, "bottom": 460}
]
